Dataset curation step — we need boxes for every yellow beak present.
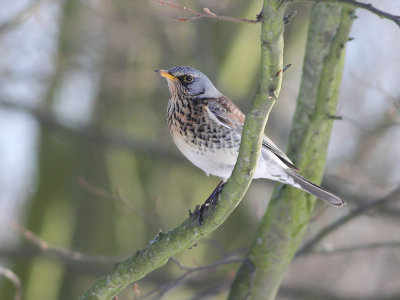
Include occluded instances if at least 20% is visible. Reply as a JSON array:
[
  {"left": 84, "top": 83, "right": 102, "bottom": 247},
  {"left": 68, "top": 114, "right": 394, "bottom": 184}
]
[{"left": 155, "top": 69, "right": 178, "bottom": 81}]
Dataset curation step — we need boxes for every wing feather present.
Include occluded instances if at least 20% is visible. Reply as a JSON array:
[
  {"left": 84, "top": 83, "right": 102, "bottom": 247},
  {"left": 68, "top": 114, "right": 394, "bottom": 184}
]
[{"left": 206, "top": 96, "right": 300, "bottom": 171}]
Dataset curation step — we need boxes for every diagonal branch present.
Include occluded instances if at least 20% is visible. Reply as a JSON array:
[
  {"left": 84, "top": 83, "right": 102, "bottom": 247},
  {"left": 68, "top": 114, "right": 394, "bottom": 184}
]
[
  {"left": 311, "top": 240, "right": 400, "bottom": 255},
  {"left": 0, "top": 99, "right": 180, "bottom": 161},
  {"left": 138, "top": 255, "right": 253, "bottom": 300},
  {"left": 296, "top": 186, "right": 400, "bottom": 256},
  {"left": 0, "top": 0, "right": 42, "bottom": 36},
  {"left": 287, "top": 0, "right": 400, "bottom": 28},
  {"left": 11, "top": 222, "right": 120, "bottom": 265}
]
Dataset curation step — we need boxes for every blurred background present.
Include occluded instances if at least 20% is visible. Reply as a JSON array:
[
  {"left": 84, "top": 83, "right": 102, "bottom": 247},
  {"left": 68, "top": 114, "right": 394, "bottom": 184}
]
[{"left": 0, "top": 0, "right": 399, "bottom": 299}]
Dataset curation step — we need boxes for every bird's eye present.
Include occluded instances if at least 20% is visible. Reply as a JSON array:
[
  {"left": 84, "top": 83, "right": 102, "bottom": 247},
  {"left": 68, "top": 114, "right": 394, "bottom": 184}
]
[{"left": 183, "top": 75, "right": 194, "bottom": 83}]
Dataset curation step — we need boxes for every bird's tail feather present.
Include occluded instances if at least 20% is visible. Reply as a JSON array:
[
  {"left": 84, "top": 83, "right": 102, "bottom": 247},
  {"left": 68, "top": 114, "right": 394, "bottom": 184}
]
[{"left": 286, "top": 169, "right": 346, "bottom": 207}]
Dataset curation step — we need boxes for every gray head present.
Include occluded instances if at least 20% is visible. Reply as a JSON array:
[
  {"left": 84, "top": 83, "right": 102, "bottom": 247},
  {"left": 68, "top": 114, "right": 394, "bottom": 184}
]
[{"left": 156, "top": 66, "right": 222, "bottom": 100}]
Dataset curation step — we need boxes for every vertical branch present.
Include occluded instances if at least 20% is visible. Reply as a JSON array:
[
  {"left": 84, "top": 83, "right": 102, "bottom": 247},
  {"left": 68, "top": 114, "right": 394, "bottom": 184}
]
[
  {"left": 220, "top": 0, "right": 285, "bottom": 218},
  {"left": 229, "top": 4, "right": 355, "bottom": 300}
]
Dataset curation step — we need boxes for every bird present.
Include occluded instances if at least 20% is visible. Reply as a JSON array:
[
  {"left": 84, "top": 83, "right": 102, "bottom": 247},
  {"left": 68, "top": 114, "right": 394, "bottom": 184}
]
[{"left": 156, "top": 66, "right": 345, "bottom": 211}]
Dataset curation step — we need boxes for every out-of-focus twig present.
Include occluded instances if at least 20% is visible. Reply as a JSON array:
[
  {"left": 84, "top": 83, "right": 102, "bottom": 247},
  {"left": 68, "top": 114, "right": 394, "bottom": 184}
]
[
  {"left": 157, "top": 1, "right": 260, "bottom": 23},
  {"left": 78, "top": 177, "right": 164, "bottom": 229},
  {"left": 349, "top": 72, "right": 400, "bottom": 114},
  {"left": 312, "top": 241, "right": 400, "bottom": 255},
  {"left": 296, "top": 186, "right": 400, "bottom": 256},
  {"left": 11, "top": 222, "right": 121, "bottom": 265},
  {"left": 0, "top": 245, "right": 113, "bottom": 274},
  {"left": 0, "top": 266, "right": 22, "bottom": 300},
  {"left": 0, "top": 99, "right": 180, "bottom": 161},
  {"left": 287, "top": 0, "right": 400, "bottom": 28},
  {"left": 138, "top": 255, "right": 254, "bottom": 300},
  {"left": 187, "top": 281, "right": 231, "bottom": 300},
  {"left": 0, "top": 0, "right": 42, "bottom": 37}
]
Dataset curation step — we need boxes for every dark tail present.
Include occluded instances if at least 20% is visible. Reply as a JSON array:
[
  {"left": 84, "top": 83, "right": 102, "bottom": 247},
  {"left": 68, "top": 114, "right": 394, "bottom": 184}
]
[{"left": 286, "top": 169, "right": 346, "bottom": 207}]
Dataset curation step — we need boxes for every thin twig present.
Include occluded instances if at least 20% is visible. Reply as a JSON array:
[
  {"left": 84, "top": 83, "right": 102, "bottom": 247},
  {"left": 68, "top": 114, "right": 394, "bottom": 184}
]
[
  {"left": 287, "top": 0, "right": 400, "bottom": 28},
  {"left": 283, "top": 10, "right": 297, "bottom": 25},
  {"left": 312, "top": 241, "right": 400, "bottom": 255},
  {"left": 157, "top": 1, "right": 260, "bottom": 24},
  {"left": 296, "top": 186, "right": 400, "bottom": 256},
  {"left": 11, "top": 222, "right": 121, "bottom": 265},
  {"left": 77, "top": 177, "right": 163, "bottom": 229},
  {"left": 187, "top": 281, "right": 232, "bottom": 300},
  {"left": 349, "top": 72, "right": 400, "bottom": 113},
  {"left": 0, "top": 267, "right": 22, "bottom": 300},
  {"left": 138, "top": 255, "right": 254, "bottom": 300},
  {"left": 0, "top": 0, "right": 42, "bottom": 36},
  {"left": 0, "top": 99, "right": 180, "bottom": 161}
]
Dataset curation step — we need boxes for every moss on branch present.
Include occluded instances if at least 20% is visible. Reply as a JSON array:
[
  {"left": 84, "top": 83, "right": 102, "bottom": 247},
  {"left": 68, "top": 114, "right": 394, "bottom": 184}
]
[{"left": 229, "top": 5, "right": 355, "bottom": 300}]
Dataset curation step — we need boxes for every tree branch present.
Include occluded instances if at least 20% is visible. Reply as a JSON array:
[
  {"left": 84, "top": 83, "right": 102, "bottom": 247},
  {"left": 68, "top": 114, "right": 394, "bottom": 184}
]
[
  {"left": 296, "top": 186, "right": 400, "bottom": 256},
  {"left": 78, "top": 177, "right": 163, "bottom": 230},
  {"left": 0, "top": 99, "right": 180, "bottom": 161},
  {"left": 286, "top": 0, "right": 400, "bottom": 28},
  {"left": 79, "top": 0, "right": 285, "bottom": 298},
  {"left": 138, "top": 255, "right": 253, "bottom": 300},
  {"left": 311, "top": 240, "right": 400, "bottom": 255},
  {"left": 229, "top": 5, "right": 354, "bottom": 299},
  {"left": 11, "top": 222, "right": 120, "bottom": 265},
  {"left": 156, "top": 1, "right": 260, "bottom": 24},
  {"left": 0, "top": 267, "right": 22, "bottom": 300}
]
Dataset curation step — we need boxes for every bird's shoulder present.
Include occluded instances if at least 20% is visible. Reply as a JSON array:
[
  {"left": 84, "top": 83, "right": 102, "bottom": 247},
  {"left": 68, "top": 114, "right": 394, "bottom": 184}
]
[{"left": 204, "top": 96, "right": 245, "bottom": 130}]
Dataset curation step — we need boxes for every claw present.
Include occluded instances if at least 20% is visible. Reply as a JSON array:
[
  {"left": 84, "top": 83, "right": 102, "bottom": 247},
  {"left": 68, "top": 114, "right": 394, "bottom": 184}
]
[{"left": 194, "top": 180, "right": 226, "bottom": 225}]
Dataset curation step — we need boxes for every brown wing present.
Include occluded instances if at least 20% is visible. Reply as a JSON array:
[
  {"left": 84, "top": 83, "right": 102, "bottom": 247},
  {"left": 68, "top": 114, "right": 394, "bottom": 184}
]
[
  {"left": 206, "top": 96, "right": 300, "bottom": 171},
  {"left": 206, "top": 96, "right": 245, "bottom": 130}
]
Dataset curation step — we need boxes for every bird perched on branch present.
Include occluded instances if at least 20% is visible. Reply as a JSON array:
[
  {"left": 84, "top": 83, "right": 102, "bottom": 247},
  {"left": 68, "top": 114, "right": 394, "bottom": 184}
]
[{"left": 156, "top": 66, "right": 345, "bottom": 215}]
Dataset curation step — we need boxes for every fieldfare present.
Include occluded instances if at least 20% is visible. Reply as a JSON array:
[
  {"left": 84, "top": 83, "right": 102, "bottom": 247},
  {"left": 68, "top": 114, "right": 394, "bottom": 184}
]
[{"left": 156, "top": 66, "right": 345, "bottom": 213}]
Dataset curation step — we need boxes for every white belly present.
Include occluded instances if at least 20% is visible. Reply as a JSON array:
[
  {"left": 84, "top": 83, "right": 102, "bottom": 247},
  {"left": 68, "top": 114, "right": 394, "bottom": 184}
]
[
  {"left": 173, "top": 135, "right": 238, "bottom": 179},
  {"left": 173, "top": 135, "right": 296, "bottom": 185}
]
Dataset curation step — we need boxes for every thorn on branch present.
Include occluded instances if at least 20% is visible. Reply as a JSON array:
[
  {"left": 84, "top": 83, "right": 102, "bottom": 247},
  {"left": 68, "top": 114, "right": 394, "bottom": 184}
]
[
  {"left": 268, "top": 89, "right": 278, "bottom": 100},
  {"left": 284, "top": 10, "right": 297, "bottom": 25},
  {"left": 275, "top": 64, "right": 292, "bottom": 77},
  {"left": 328, "top": 114, "right": 343, "bottom": 120},
  {"left": 256, "top": 11, "right": 263, "bottom": 22}
]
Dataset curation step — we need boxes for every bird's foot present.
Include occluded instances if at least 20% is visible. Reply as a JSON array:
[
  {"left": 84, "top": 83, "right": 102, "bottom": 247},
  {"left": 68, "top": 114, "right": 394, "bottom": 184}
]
[{"left": 194, "top": 180, "right": 226, "bottom": 225}]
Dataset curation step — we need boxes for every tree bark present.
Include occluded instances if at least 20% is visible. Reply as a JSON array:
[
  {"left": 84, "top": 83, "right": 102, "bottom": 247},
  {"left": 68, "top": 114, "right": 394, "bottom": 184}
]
[{"left": 228, "top": 4, "right": 355, "bottom": 300}]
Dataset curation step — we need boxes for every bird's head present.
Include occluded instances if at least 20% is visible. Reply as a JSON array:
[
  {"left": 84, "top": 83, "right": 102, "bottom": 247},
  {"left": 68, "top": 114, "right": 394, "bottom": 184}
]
[{"left": 156, "top": 66, "right": 222, "bottom": 100}]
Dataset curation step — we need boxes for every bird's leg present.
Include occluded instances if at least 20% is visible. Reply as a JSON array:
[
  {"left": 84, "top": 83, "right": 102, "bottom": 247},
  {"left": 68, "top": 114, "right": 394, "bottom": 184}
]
[
  {"left": 204, "top": 179, "right": 226, "bottom": 209},
  {"left": 195, "top": 179, "right": 226, "bottom": 225}
]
